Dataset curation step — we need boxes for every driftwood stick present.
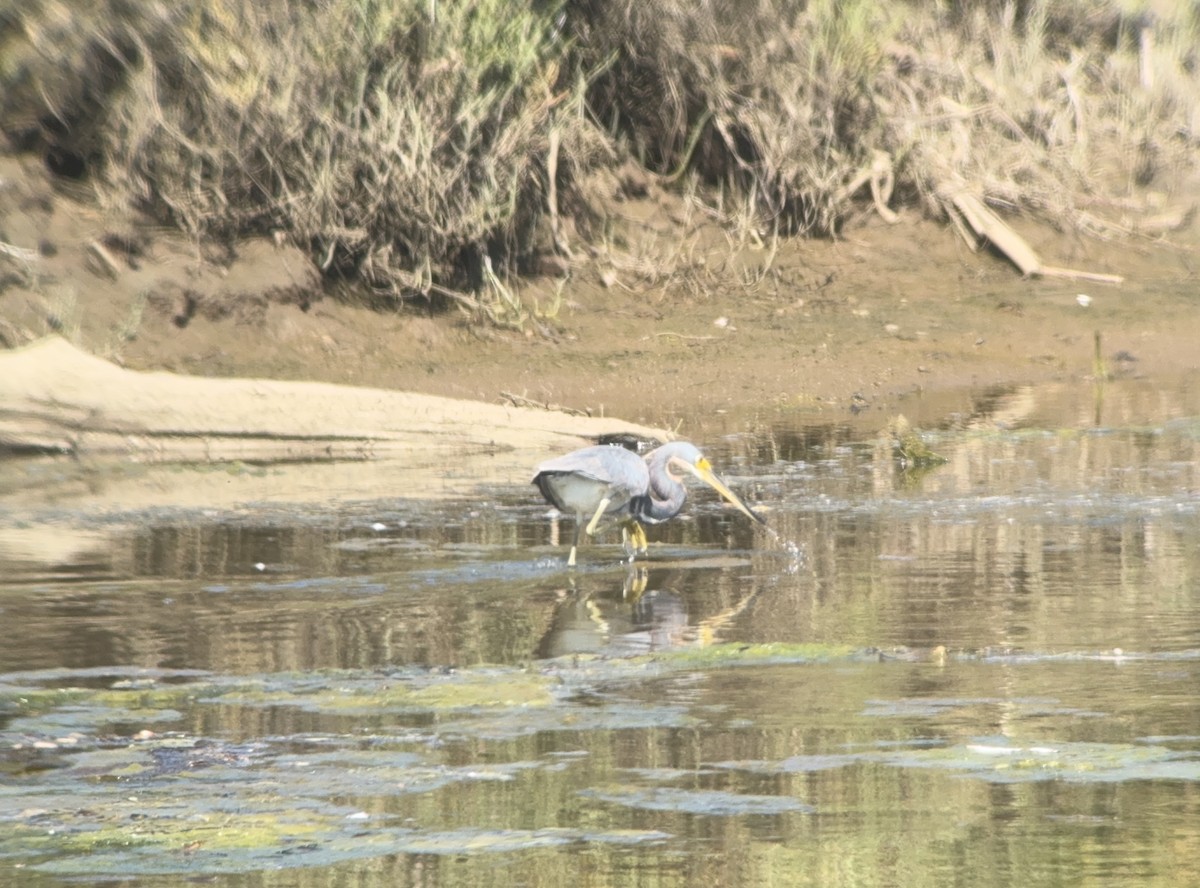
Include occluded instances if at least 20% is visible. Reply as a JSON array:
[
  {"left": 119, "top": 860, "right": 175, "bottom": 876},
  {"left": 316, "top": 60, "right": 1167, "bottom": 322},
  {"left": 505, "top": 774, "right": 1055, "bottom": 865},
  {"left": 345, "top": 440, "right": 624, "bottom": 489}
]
[
  {"left": 947, "top": 191, "right": 1041, "bottom": 275},
  {"left": 0, "top": 240, "right": 40, "bottom": 262},
  {"left": 939, "top": 185, "right": 1123, "bottom": 283},
  {"left": 86, "top": 239, "right": 124, "bottom": 279},
  {"left": 942, "top": 200, "right": 979, "bottom": 252},
  {"left": 1037, "top": 266, "right": 1126, "bottom": 285}
]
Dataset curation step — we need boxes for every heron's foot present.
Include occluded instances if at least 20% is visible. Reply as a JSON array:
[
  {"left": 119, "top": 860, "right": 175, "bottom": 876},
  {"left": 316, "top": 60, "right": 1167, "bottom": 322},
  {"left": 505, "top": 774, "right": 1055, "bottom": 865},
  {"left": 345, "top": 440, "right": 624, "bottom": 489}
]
[
  {"left": 567, "top": 545, "right": 578, "bottom": 568},
  {"left": 627, "top": 522, "right": 649, "bottom": 556},
  {"left": 620, "top": 524, "right": 648, "bottom": 562}
]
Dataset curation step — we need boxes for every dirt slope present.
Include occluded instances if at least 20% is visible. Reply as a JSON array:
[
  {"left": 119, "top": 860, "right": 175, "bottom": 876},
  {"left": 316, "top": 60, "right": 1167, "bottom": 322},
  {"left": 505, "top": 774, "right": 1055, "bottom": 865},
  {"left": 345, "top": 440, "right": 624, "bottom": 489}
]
[{"left": 2, "top": 149, "right": 1197, "bottom": 436}]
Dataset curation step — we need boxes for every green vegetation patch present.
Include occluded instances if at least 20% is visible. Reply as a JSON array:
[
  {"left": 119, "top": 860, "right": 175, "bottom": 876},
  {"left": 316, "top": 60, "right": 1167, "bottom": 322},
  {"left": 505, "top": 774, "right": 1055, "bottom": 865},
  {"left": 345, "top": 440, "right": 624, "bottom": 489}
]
[
  {"left": 5, "top": 645, "right": 864, "bottom": 739},
  {"left": 0, "top": 685, "right": 93, "bottom": 717},
  {"left": 638, "top": 641, "right": 861, "bottom": 669},
  {"left": 215, "top": 668, "right": 556, "bottom": 713},
  {"left": 0, "top": 729, "right": 669, "bottom": 876},
  {"left": 5, "top": 646, "right": 1194, "bottom": 877}
]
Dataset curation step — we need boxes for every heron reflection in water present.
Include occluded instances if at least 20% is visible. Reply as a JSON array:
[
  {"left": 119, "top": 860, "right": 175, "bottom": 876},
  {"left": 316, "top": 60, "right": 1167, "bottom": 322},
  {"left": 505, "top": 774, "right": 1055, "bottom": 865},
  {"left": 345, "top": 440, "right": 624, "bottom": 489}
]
[{"left": 533, "top": 441, "right": 765, "bottom": 566}]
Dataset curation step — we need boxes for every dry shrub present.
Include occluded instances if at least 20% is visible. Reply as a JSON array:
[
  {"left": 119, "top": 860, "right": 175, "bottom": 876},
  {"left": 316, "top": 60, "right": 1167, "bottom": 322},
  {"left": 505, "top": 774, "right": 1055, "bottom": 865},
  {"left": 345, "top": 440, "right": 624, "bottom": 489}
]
[
  {"left": 2, "top": 0, "right": 1198, "bottom": 308},
  {"left": 573, "top": 0, "right": 896, "bottom": 235},
  {"left": 0, "top": 1, "right": 181, "bottom": 156},
  {"left": 882, "top": 0, "right": 1200, "bottom": 234},
  {"left": 574, "top": 0, "right": 1200, "bottom": 239},
  {"left": 1, "top": 0, "right": 597, "bottom": 297}
]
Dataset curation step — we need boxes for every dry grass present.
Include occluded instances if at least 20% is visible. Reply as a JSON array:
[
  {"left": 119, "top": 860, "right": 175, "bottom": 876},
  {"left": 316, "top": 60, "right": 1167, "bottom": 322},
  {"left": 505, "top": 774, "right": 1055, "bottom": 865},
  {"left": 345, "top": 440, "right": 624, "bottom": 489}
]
[
  {"left": 1, "top": 0, "right": 597, "bottom": 299},
  {"left": 886, "top": 1, "right": 1200, "bottom": 236},
  {"left": 579, "top": 0, "right": 1200, "bottom": 240},
  {"left": 574, "top": 0, "right": 897, "bottom": 235},
  {"left": 1, "top": 0, "right": 1197, "bottom": 310}
]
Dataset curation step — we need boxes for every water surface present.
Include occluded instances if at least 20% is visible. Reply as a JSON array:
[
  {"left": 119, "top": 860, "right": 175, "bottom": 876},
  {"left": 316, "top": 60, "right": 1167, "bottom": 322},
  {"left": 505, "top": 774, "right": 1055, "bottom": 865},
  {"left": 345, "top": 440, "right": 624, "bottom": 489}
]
[{"left": 1, "top": 375, "right": 1199, "bottom": 886}]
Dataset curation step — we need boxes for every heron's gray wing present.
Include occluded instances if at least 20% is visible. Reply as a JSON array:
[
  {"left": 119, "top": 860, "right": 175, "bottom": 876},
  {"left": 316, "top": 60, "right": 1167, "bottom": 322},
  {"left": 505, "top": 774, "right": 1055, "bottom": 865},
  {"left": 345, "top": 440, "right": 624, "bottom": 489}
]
[{"left": 533, "top": 446, "right": 649, "bottom": 498}]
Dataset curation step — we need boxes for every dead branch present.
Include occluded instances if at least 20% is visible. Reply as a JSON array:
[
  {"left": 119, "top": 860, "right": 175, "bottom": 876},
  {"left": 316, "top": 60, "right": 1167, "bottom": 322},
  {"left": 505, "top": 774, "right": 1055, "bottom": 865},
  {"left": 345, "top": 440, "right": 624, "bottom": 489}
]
[
  {"left": 500, "top": 391, "right": 590, "bottom": 416},
  {"left": 937, "top": 184, "right": 1124, "bottom": 283},
  {"left": 0, "top": 241, "right": 40, "bottom": 262},
  {"left": 1037, "top": 266, "right": 1126, "bottom": 285},
  {"left": 836, "top": 150, "right": 899, "bottom": 224},
  {"left": 86, "top": 239, "right": 123, "bottom": 279}
]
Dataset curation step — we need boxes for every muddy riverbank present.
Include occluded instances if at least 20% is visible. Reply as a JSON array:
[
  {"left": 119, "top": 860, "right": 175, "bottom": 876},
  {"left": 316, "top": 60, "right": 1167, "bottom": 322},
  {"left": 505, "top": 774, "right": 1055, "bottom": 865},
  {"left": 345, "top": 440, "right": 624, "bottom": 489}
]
[{"left": 2, "top": 148, "right": 1197, "bottom": 441}]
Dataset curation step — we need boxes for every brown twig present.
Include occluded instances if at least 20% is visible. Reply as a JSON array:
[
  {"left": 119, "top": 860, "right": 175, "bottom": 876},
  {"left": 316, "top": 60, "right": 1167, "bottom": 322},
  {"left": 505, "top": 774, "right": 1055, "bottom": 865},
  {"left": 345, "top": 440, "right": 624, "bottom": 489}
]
[
  {"left": 86, "top": 239, "right": 123, "bottom": 279},
  {"left": 939, "top": 184, "right": 1123, "bottom": 283},
  {"left": 500, "top": 391, "right": 590, "bottom": 416},
  {"left": 651, "top": 332, "right": 717, "bottom": 341}
]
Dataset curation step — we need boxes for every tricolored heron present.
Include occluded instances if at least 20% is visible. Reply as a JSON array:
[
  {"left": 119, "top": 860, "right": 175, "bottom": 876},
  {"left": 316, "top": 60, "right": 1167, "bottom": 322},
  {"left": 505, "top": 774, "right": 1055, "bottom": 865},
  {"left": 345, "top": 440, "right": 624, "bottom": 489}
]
[{"left": 532, "top": 441, "right": 765, "bottom": 566}]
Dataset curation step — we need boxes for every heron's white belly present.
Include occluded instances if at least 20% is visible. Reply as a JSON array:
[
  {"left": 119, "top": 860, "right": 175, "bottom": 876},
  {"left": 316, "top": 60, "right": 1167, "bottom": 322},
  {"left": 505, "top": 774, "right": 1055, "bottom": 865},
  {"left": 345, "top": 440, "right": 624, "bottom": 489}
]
[{"left": 544, "top": 475, "right": 629, "bottom": 516}]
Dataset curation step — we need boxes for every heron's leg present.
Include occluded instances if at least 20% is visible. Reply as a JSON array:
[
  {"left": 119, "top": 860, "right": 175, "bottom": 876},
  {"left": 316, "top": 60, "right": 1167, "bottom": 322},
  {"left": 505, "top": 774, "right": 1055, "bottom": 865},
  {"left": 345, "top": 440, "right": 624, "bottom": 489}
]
[
  {"left": 628, "top": 522, "right": 648, "bottom": 555},
  {"left": 584, "top": 495, "right": 612, "bottom": 537}
]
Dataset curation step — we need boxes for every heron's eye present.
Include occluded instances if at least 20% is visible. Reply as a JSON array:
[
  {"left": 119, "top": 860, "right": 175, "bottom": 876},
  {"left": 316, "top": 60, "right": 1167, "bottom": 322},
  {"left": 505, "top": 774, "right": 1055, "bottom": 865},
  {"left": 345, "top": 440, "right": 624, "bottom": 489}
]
[{"left": 695, "top": 457, "right": 712, "bottom": 471}]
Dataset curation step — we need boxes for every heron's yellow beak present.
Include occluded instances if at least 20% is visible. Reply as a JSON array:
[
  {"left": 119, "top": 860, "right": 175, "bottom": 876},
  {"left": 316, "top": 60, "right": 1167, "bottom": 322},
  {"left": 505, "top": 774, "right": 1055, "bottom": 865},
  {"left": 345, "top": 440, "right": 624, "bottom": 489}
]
[{"left": 690, "top": 457, "right": 766, "bottom": 525}]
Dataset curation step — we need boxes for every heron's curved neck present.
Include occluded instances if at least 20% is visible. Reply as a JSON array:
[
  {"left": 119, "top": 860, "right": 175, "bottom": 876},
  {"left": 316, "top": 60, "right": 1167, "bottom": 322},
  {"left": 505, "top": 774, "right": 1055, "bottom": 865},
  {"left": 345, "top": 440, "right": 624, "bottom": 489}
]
[{"left": 635, "top": 458, "right": 688, "bottom": 524}]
